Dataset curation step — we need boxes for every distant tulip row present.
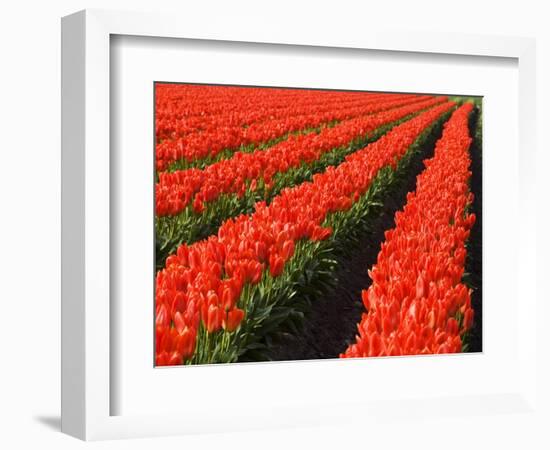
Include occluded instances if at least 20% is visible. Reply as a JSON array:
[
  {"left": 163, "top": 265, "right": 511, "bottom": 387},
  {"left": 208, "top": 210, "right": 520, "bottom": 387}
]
[
  {"left": 155, "top": 100, "right": 455, "bottom": 366},
  {"left": 341, "top": 103, "right": 476, "bottom": 359},
  {"left": 155, "top": 91, "right": 433, "bottom": 171},
  {"left": 156, "top": 83, "right": 401, "bottom": 141},
  {"left": 156, "top": 84, "right": 383, "bottom": 133}
]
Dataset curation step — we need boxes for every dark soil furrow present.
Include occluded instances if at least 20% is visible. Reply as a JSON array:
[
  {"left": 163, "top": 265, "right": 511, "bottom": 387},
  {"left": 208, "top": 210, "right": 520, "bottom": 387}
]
[{"left": 465, "top": 106, "right": 483, "bottom": 352}]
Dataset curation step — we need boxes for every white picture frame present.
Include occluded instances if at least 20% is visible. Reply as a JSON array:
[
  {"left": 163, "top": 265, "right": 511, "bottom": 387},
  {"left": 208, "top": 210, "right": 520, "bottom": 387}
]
[{"left": 61, "top": 8, "right": 538, "bottom": 441}]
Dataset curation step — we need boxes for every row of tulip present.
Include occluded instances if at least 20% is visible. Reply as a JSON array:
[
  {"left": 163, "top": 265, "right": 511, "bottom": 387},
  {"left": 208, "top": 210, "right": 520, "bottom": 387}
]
[
  {"left": 156, "top": 83, "right": 400, "bottom": 141},
  {"left": 155, "top": 100, "right": 456, "bottom": 366},
  {"left": 155, "top": 92, "right": 434, "bottom": 171},
  {"left": 341, "top": 103, "right": 476, "bottom": 358},
  {"left": 155, "top": 97, "right": 448, "bottom": 266}
]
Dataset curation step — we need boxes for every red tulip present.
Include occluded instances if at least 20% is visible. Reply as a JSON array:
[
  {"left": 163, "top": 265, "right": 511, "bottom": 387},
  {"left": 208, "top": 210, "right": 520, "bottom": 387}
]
[
  {"left": 156, "top": 351, "right": 182, "bottom": 366},
  {"left": 416, "top": 274, "right": 426, "bottom": 299},
  {"left": 247, "top": 260, "right": 263, "bottom": 284},
  {"left": 311, "top": 226, "right": 332, "bottom": 241},
  {"left": 361, "top": 289, "right": 370, "bottom": 311},
  {"left": 255, "top": 241, "right": 267, "bottom": 261},
  {"left": 174, "top": 311, "right": 186, "bottom": 334},
  {"left": 269, "top": 253, "right": 285, "bottom": 277},
  {"left": 156, "top": 304, "right": 170, "bottom": 329},
  {"left": 193, "top": 195, "right": 205, "bottom": 213},
  {"left": 205, "top": 305, "right": 223, "bottom": 333},
  {"left": 165, "top": 255, "right": 179, "bottom": 267},
  {"left": 176, "top": 326, "right": 197, "bottom": 360},
  {"left": 281, "top": 240, "right": 295, "bottom": 261},
  {"left": 221, "top": 284, "right": 237, "bottom": 311},
  {"left": 463, "top": 307, "right": 474, "bottom": 332},
  {"left": 224, "top": 308, "right": 245, "bottom": 332},
  {"left": 206, "top": 290, "right": 219, "bottom": 308}
]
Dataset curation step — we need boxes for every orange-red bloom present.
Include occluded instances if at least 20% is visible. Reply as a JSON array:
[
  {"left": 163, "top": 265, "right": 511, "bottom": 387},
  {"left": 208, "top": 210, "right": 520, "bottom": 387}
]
[
  {"left": 269, "top": 253, "right": 285, "bottom": 277},
  {"left": 224, "top": 308, "right": 245, "bottom": 332}
]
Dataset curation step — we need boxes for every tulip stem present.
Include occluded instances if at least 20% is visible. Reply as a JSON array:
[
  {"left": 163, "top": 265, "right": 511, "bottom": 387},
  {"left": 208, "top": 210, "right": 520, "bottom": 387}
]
[{"left": 204, "top": 329, "right": 210, "bottom": 364}]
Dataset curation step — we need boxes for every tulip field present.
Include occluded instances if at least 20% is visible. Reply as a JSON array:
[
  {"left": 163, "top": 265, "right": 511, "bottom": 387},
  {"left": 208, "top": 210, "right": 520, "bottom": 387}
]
[{"left": 154, "top": 83, "right": 482, "bottom": 366}]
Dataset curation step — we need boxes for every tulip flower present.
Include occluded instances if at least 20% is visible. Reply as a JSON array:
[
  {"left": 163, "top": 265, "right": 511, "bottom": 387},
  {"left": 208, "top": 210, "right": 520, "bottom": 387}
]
[
  {"left": 281, "top": 240, "right": 295, "bottom": 261},
  {"left": 269, "top": 253, "right": 285, "bottom": 278},
  {"left": 224, "top": 308, "right": 245, "bottom": 332},
  {"left": 205, "top": 305, "right": 223, "bottom": 333}
]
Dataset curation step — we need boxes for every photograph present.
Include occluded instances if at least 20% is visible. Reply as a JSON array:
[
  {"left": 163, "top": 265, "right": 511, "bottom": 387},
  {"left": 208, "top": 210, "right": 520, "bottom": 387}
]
[
  {"left": 0, "top": 0, "right": 543, "bottom": 446},
  {"left": 154, "top": 83, "right": 483, "bottom": 366}
]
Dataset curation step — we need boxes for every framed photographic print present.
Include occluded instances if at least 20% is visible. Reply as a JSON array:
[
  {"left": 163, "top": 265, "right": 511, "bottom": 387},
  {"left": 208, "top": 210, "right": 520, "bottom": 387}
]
[{"left": 61, "top": 9, "right": 539, "bottom": 442}]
